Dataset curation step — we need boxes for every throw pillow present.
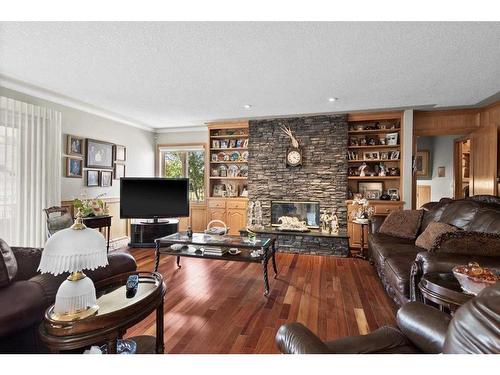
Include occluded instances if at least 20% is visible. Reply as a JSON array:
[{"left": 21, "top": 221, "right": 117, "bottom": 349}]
[
  {"left": 379, "top": 210, "right": 424, "bottom": 240},
  {"left": 0, "top": 239, "right": 18, "bottom": 288},
  {"left": 415, "top": 222, "right": 460, "bottom": 251}
]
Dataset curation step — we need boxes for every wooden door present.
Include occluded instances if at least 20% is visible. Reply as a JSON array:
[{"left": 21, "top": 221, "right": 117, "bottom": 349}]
[
  {"left": 471, "top": 105, "right": 498, "bottom": 195},
  {"left": 226, "top": 209, "right": 246, "bottom": 235},
  {"left": 207, "top": 208, "right": 226, "bottom": 223},
  {"left": 416, "top": 185, "right": 431, "bottom": 209}
]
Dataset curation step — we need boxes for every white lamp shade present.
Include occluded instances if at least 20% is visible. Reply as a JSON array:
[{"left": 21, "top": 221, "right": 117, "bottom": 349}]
[
  {"left": 39, "top": 227, "right": 108, "bottom": 275},
  {"left": 54, "top": 276, "right": 97, "bottom": 314}
]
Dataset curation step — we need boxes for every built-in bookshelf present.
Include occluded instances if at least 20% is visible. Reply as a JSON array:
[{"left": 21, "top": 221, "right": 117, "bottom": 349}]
[
  {"left": 347, "top": 113, "right": 403, "bottom": 201},
  {"left": 208, "top": 122, "right": 249, "bottom": 199}
]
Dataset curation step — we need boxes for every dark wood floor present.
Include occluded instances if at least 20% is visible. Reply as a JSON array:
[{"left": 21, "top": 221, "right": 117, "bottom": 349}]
[{"left": 124, "top": 248, "right": 397, "bottom": 353}]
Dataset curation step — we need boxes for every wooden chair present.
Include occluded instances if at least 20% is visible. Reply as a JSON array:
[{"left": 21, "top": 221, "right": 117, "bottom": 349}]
[{"left": 43, "top": 206, "right": 73, "bottom": 237}]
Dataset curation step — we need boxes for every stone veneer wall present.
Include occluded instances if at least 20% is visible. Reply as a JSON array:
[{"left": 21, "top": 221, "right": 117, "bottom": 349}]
[{"left": 248, "top": 114, "right": 349, "bottom": 256}]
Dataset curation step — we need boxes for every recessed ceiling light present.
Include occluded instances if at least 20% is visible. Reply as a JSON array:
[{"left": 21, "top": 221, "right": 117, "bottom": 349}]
[
  {"left": 328, "top": 97, "right": 338, "bottom": 102},
  {"left": 243, "top": 104, "right": 252, "bottom": 109}
]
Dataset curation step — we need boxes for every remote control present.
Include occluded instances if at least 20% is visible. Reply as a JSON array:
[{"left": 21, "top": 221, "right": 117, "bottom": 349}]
[{"left": 126, "top": 275, "right": 139, "bottom": 298}]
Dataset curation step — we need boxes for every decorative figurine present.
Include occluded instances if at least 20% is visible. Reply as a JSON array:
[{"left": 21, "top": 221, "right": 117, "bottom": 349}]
[
  {"left": 378, "top": 162, "right": 386, "bottom": 177},
  {"left": 358, "top": 162, "right": 368, "bottom": 177}
]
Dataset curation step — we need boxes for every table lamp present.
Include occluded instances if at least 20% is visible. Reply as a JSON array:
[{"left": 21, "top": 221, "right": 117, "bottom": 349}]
[{"left": 38, "top": 209, "right": 108, "bottom": 321}]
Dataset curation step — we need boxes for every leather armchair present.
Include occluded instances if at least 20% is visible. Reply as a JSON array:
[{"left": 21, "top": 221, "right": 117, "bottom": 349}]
[
  {"left": 0, "top": 245, "right": 137, "bottom": 353},
  {"left": 276, "top": 283, "right": 499, "bottom": 354}
]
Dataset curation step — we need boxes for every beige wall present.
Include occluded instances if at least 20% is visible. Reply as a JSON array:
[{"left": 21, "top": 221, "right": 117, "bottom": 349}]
[
  {"left": 155, "top": 128, "right": 208, "bottom": 145},
  {"left": 0, "top": 86, "right": 156, "bottom": 200}
]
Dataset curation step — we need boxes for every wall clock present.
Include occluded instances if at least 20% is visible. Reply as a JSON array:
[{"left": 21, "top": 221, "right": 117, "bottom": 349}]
[{"left": 286, "top": 148, "right": 302, "bottom": 167}]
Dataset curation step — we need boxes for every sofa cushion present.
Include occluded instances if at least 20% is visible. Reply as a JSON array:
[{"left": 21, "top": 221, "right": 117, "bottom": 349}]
[
  {"left": 0, "top": 280, "right": 46, "bottom": 337},
  {"left": 420, "top": 199, "right": 452, "bottom": 233},
  {"left": 384, "top": 252, "right": 420, "bottom": 299},
  {"left": 379, "top": 210, "right": 424, "bottom": 240},
  {"left": 415, "top": 222, "right": 460, "bottom": 251},
  {"left": 368, "top": 233, "right": 421, "bottom": 274},
  {"left": 438, "top": 200, "right": 479, "bottom": 230},
  {"left": 467, "top": 208, "right": 500, "bottom": 234},
  {"left": 0, "top": 239, "right": 18, "bottom": 288}
]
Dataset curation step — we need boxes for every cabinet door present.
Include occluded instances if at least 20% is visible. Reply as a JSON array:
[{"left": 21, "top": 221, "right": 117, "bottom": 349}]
[
  {"left": 208, "top": 208, "right": 226, "bottom": 224},
  {"left": 348, "top": 221, "right": 369, "bottom": 249},
  {"left": 226, "top": 209, "right": 246, "bottom": 235}
]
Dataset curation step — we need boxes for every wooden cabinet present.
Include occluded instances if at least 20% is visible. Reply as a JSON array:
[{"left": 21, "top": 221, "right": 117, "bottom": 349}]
[
  {"left": 346, "top": 200, "right": 404, "bottom": 250},
  {"left": 207, "top": 198, "right": 247, "bottom": 234}
]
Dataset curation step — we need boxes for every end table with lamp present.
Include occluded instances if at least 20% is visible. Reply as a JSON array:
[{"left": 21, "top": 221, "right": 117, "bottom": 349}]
[{"left": 37, "top": 209, "right": 167, "bottom": 354}]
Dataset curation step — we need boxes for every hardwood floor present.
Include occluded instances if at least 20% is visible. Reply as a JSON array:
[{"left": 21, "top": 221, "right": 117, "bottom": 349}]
[{"left": 124, "top": 248, "right": 397, "bottom": 354}]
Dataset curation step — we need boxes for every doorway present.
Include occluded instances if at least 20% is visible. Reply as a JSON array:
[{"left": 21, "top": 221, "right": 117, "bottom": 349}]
[{"left": 454, "top": 138, "right": 472, "bottom": 198}]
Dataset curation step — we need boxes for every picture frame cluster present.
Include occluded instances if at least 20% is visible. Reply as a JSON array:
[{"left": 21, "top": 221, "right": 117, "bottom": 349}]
[{"left": 64, "top": 135, "right": 127, "bottom": 187}]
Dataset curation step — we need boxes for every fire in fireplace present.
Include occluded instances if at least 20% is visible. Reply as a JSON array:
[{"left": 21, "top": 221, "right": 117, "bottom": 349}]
[{"left": 271, "top": 201, "right": 320, "bottom": 228}]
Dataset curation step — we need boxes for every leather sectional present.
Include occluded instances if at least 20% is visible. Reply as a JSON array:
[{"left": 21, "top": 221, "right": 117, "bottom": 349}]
[{"left": 368, "top": 195, "right": 500, "bottom": 306}]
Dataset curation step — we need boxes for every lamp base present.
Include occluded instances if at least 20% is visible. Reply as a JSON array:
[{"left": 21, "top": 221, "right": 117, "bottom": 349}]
[{"left": 49, "top": 304, "right": 99, "bottom": 322}]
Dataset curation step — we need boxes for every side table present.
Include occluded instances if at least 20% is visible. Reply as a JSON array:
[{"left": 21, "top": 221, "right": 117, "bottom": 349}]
[
  {"left": 419, "top": 272, "right": 473, "bottom": 314},
  {"left": 351, "top": 220, "right": 369, "bottom": 260},
  {"left": 82, "top": 215, "right": 112, "bottom": 252},
  {"left": 39, "top": 271, "right": 166, "bottom": 354}
]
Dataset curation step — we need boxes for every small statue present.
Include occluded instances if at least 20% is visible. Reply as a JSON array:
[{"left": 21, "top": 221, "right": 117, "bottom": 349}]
[
  {"left": 358, "top": 162, "right": 367, "bottom": 177},
  {"left": 320, "top": 212, "right": 332, "bottom": 233},
  {"left": 330, "top": 214, "right": 339, "bottom": 234},
  {"left": 378, "top": 162, "right": 386, "bottom": 177}
]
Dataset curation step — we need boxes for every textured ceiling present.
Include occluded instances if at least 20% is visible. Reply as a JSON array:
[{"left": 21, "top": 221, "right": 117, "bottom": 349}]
[{"left": 0, "top": 22, "right": 499, "bottom": 129}]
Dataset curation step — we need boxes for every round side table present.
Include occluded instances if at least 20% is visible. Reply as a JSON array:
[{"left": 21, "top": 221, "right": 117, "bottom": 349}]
[
  {"left": 39, "top": 271, "right": 166, "bottom": 354},
  {"left": 419, "top": 272, "right": 473, "bottom": 314}
]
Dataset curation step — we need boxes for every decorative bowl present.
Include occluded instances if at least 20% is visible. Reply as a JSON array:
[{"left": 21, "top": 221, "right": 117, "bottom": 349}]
[{"left": 452, "top": 264, "right": 498, "bottom": 295}]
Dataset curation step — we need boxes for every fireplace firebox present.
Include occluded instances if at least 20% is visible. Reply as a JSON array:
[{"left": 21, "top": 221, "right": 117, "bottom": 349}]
[{"left": 271, "top": 201, "right": 320, "bottom": 228}]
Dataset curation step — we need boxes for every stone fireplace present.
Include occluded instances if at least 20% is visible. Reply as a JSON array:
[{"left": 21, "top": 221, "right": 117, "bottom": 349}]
[{"left": 247, "top": 114, "right": 349, "bottom": 256}]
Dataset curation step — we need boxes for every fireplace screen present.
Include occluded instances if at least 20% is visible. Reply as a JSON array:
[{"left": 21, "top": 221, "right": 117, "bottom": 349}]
[{"left": 271, "top": 201, "right": 320, "bottom": 228}]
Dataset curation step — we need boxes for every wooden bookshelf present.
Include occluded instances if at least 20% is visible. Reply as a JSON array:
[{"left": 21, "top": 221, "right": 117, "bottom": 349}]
[{"left": 346, "top": 112, "right": 405, "bottom": 252}]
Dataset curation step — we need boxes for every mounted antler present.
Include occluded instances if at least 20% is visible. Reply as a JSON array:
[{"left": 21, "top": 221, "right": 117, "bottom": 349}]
[{"left": 280, "top": 125, "right": 299, "bottom": 148}]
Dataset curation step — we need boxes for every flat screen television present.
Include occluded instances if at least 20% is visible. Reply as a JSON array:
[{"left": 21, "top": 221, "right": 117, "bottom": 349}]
[{"left": 120, "top": 178, "right": 190, "bottom": 219}]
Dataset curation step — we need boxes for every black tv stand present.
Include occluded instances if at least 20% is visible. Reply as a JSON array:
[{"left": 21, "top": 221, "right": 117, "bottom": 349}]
[{"left": 129, "top": 219, "right": 179, "bottom": 248}]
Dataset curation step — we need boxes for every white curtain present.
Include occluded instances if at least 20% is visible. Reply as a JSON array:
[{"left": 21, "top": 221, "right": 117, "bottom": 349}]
[{"left": 0, "top": 96, "right": 62, "bottom": 247}]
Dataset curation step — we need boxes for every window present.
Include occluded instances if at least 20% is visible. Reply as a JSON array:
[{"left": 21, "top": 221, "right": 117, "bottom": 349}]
[{"left": 159, "top": 145, "right": 205, "bottom": 202}]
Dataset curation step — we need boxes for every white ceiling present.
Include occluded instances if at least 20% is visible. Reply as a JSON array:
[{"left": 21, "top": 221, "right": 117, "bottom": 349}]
[{"left": 1, "top": 22, "right": 499, "bottom": 130}]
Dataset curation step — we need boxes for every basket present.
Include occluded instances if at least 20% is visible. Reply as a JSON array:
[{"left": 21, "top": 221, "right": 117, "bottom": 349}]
[{"left": 204, "top": 220, "right": 229, "bottom": 236}]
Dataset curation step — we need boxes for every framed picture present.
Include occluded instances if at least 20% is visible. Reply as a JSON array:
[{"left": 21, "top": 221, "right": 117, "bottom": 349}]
[
  {"left": 365, "top": 190, "right": 382, "bottom": 200},
  {"left": 213, "top": 184, "right": 225, "bottom": 197},
  {"left": 114, "top": 163, "right": 126, "bottom": 180},
  {"left": 211, "top": 153, "right": 218, "bottom": 162},
  {"left": 66, "top": 157, "right": 83, "bottom": 178},
  {"left": 243, "top": 139, "right": 249, "bottom": 148},
  {"left": 212, "top": 140, "right": 220, "bottom": 149},
  {"left": 363, "top": 151, "right": 379, "bottom": 160},
  {"left": 386, "top": 133, "right": 399, "bottom": 146},
  {"left": 66, "top": 135, "right": 85, "bottom": 157},
  {"left": 86, "top": 170, "right": 100, "bottom": 187},
  {"left": 438, "top": 166, "right": 446, "bottom": 177},
  {"left": 390, "top": 150, "right": 400, "bottom": 160},
  {"left": 100, "top": 171, "right": 113, "bottom": 187},
  {"left": 86, "top": 139, "right": 114, "bottom": 169},
  {"left": 387, "top": 188, "right": 400, "bottom": 200},
  {"left": 235, "top": 139, "right": 243, "bottom": 148},
  {"left": 380, "top": 152, "right": 389, "bottom": 160},
  {"left": 220, "top": 140, "right": 228, "bottom": 149},
  {"left": 229, "top": 140, "right": 236, "bottom": 148},
  {"left": 358, "top": 181, "right": 384, "bottom": 200},
  {"left": 113, "top": 145, "right": 126, "bottom": 162},
  {"left": 416, "top": 150, "right": 431, "bottom": 178}
]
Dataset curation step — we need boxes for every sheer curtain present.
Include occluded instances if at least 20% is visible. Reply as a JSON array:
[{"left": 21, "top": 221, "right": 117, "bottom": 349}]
[{"left": 0, "top": 96, "right": 62, "bottom": 247}]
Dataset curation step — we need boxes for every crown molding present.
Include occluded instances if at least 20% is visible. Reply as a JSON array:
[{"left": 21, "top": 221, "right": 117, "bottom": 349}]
[
  {"left": 155, "top": 125, "right": 208, "bottom": 133},
  {"left": 0, "top": 74, "right": 155, "bottom": 132}
]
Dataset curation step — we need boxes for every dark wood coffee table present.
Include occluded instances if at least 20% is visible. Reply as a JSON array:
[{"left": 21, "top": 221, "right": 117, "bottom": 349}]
[
  {"left": 419, "top": 272, "right": 473, "bottom": 313},
  {"left": 39, "top": 272, "right": 166, "bottom": 354},
  {"left": 154, "top": 232, "right": 277, "bottom": 296}
]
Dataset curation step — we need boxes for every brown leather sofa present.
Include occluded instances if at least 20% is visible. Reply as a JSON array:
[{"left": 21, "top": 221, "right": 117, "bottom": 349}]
[
  {"left": 0, "top": 241, "right": 137, "bottom": 353},
  {"left": 368, "top": 195, "right": 500, "bottom": 306},
  {"left": 276, "top": 282, "right": 500, "bottom": 354}
]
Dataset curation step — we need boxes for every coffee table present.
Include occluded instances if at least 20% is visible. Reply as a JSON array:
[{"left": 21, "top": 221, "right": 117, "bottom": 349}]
[
  {"left": 419, "top": 272, "right": 473, "bottom": 314},
  {"left": 154, "top": 232, "right": 277, "bottom": 296},
  {"left": 39, "top": 271, "right": 166, "bottom": 354}
]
